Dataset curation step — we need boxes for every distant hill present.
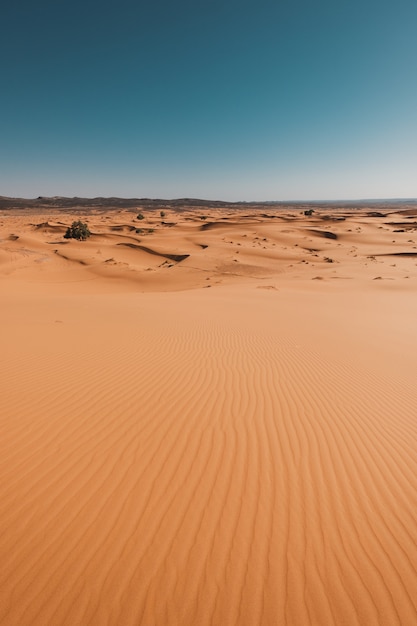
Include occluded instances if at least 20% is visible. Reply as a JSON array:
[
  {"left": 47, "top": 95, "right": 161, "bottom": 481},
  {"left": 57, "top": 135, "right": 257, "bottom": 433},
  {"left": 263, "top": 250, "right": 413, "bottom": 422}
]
[
  {"left": 0, "top": 195, "right": 416, "bottom": 211},
  {"left": 0, "top": 196, "right": 246, "bottom": 210}
]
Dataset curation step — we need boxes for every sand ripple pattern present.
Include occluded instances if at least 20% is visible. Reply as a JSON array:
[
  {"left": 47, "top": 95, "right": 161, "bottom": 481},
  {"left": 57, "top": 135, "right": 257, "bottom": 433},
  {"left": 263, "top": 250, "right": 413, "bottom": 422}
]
[{"left": 0, "top": 290, "right": 417, "bottom": 625}]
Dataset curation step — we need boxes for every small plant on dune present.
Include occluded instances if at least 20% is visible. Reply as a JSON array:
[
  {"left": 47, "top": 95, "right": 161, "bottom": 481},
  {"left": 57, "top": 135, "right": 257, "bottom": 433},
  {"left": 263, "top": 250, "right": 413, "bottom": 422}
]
[
  {"left": 304, "top": 209, "right": 314, "bottom": 216},
  {"left": 160, "top": 210, "right": 166, "bottom": 218},
  {"left": 137, "top": 212, "right": 144, "bottom": 220},
  {"left": 137, "top": 228, "right": 154, "bottom": 235},
  {"left": 64, "top": 220, "right": 91, "bottom": 241}
]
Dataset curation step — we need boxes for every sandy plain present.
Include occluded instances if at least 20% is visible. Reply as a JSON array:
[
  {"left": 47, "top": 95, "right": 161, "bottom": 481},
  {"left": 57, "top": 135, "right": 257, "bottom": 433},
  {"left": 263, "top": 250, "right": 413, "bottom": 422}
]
[{"left": 1, "top": 204, "right": 417, "bottom": 625}]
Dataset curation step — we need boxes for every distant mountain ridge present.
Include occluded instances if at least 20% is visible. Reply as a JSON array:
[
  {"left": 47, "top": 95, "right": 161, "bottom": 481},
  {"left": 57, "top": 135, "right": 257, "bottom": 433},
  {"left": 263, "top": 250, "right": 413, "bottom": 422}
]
[{"left": 0, "top": 195, "right": 416, "bottom": 211}]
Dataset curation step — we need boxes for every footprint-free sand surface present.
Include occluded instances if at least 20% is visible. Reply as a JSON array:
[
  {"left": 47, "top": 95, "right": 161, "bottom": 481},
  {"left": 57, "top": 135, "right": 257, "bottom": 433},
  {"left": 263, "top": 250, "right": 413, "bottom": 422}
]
[{"left": 1, "top": 205, "right": 417, "bottom": 625}]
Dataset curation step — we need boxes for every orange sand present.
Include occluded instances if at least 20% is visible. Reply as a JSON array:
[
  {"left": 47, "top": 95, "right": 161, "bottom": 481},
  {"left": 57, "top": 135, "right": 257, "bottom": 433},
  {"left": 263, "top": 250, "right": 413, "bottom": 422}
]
[{"left": 1, "top": 206, "right": 417, "bottom": 625}]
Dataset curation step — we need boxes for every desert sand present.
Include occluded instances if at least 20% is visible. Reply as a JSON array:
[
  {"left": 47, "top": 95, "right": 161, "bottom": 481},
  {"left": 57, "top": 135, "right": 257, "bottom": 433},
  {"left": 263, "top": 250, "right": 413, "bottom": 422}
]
[{"left": 1, "top": 204, "right": 417, "bottom": 625}]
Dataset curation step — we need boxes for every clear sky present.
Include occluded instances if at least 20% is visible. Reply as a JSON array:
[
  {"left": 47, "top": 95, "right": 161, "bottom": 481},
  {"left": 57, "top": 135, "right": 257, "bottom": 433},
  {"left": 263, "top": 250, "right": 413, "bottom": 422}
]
[{"left": 1, "top": 0, "right": 416, "bottom": 200}]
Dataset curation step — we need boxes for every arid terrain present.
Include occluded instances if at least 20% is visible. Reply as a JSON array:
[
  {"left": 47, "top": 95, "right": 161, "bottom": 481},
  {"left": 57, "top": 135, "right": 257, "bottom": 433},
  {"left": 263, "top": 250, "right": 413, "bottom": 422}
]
[{"left": 1, "top": 201, "right": 417, "bottom": 625}]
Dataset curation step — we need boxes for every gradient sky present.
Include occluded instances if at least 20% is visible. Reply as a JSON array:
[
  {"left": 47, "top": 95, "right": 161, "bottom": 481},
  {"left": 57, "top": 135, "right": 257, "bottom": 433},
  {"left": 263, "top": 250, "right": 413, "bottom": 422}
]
[{"left": 2, "top": 0, "right": 417, "bottom": 200}]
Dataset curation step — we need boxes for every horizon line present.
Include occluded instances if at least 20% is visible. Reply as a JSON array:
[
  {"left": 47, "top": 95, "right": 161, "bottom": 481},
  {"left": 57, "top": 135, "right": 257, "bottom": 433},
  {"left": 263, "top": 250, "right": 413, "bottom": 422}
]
[{"left": 1, "top": 195, "right": 417, "bottom": 204}]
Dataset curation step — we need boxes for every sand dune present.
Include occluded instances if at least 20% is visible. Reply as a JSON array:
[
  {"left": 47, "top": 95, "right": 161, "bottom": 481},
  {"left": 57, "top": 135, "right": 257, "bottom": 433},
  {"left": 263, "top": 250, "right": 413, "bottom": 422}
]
[{"left": 1, "top": 205, "right": 417, "bottom": 625}]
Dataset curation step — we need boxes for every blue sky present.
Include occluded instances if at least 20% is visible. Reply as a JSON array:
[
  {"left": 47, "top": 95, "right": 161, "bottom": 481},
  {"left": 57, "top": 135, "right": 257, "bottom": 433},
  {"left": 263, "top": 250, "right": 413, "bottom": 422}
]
[{"left": 1, "top": 0, "right": 416, "bottom": 200}]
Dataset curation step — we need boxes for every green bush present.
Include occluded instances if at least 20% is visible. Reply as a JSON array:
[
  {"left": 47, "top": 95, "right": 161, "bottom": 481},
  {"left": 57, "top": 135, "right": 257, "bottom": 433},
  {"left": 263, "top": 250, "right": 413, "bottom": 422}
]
[
  {"left": 64, "top": 220, "right": 91, "bottom": 240},
  {"left": 137, "top": 213, "right": 144, "bottom": 220},
  {"left": 160, "top": 210, "right": 166, "bottom": 218}
]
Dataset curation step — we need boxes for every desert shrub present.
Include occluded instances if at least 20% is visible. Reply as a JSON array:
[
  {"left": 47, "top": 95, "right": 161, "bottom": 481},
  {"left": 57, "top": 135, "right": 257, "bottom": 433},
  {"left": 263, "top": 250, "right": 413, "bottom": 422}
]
[
  {"left": 304, "top": 209, "right": 314, "bottom": 216},
  {"left": 137, "top": 228, "right": 154, "bottom": 235},
  {"left": 160, "top": 210, "right": 166, "bottom": 218},
  {"left": 137, "top": 213, "right": 144, "bottom": 220},
  {"left": 64, "top": 220, "right": 91, "bottom": 240}
]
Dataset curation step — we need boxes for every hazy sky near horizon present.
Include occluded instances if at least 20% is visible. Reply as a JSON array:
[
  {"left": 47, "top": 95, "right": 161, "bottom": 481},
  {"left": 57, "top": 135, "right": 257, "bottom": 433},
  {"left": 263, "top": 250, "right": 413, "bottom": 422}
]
[{"left": 2, "top": 0, "right": 417, "bottom": 200}]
